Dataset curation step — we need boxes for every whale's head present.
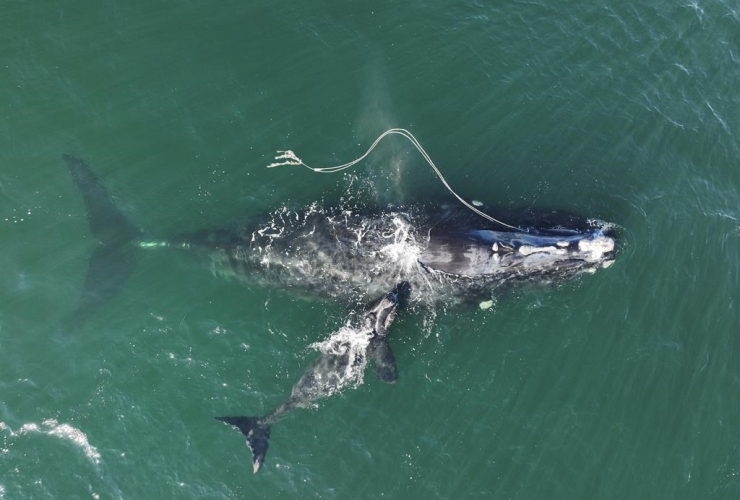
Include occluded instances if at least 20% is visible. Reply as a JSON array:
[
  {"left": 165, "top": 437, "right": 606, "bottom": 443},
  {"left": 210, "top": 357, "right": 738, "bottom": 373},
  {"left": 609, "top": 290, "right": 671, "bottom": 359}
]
[
  {"left": 418, "top": 226, "right": 616, "bottom": 280},
  {"left": 364, "top": 282, "right": 410, "bottom": 336}
]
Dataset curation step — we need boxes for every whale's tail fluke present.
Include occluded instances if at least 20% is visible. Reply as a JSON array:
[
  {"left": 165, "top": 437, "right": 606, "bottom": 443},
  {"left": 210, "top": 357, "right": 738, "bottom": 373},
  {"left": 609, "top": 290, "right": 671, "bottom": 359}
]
[
  {"left": 215, "top": 416, "right": 271, "bottom": 474},
  {"left": 63, "top": 155, "right": 141, "bottom": 330}
]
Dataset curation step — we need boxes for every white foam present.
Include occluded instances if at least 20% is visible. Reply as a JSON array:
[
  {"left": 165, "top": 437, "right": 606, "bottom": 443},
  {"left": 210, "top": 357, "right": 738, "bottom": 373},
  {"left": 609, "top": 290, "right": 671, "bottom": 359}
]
[
  {"left": 587, "top": 219, "right": 621, "bottom": 232},
  {"left": 42, "top": 419, "right": 101, "bottom": 465},
  {"left": 19, "top": 423, "right": 40, "bottom": 434},
  {"left": 309, "top": 325, "right": 373, "bottom": 394},
  {"left": 14, "top": 419, "right": 101, "bottom": 465},
  {"left": 378, "top": 215, "right": 421, "bottom": 273}
]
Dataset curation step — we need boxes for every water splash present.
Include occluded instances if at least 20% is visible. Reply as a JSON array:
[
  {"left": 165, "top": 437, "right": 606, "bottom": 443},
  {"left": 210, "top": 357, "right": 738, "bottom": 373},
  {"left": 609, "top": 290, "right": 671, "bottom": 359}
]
[
  {"left": 308, "top": 324, "right": 374, "bottom": 394},
  {"left": 3, "top": 419, "right": 101, "bottom": 465},
  {"left": 43, "top": 419, "right": 102, "bottom": 465}
]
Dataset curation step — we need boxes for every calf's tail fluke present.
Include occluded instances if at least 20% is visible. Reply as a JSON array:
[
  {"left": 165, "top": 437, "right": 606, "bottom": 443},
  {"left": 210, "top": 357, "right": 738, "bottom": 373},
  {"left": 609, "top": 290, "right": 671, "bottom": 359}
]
[
  {"left": 63, "top": 155, "right": 141, "bottom": 330},
  {"left": 215, "top": 416, "right": 271, "bottom": 474}
]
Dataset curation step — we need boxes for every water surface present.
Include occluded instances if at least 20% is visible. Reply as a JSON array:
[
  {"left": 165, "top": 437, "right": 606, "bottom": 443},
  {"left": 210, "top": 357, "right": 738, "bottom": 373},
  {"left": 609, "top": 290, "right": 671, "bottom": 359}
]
[{"left": 1, "top": 1, "right": 739, "bottom": 499}]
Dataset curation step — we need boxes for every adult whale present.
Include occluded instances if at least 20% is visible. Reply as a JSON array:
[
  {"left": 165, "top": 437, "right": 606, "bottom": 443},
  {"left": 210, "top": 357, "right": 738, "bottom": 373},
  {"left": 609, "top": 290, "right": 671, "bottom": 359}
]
[{"left": 63, "top": 154, "right": 616, "bottom": 323}]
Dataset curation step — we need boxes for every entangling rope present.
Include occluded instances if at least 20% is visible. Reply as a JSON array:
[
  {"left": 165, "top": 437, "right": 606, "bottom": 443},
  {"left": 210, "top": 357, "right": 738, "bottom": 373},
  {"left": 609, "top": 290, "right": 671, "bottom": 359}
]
[{"left": 266, "top": 128, "right": 520, "bottom": 230}]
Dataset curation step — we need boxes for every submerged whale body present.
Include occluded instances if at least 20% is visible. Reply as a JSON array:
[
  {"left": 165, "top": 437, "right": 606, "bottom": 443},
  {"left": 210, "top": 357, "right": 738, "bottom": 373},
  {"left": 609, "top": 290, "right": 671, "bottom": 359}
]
[{"left": 63, "top": 155, "right": 617, "bottom": 473}]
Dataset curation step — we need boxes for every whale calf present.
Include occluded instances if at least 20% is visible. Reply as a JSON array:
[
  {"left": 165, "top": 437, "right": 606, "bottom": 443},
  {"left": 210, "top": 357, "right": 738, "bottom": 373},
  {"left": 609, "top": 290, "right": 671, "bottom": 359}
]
[{"left": 217, "top": 282, "right": 409, "bottom": 473}]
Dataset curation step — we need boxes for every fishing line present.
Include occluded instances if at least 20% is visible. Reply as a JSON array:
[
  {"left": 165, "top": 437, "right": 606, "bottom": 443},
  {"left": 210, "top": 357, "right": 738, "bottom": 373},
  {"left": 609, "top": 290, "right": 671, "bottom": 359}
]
[{"left": 266, "top": 128, "right": 521, "bottom": 230}]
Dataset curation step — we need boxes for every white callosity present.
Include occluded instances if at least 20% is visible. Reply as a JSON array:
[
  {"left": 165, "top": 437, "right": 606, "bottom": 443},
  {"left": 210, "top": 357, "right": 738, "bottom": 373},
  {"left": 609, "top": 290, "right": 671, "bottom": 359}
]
[
  {"left": 578, "top": 235, "right": 616, "bottom": 261},
  {"left": 518, "top": 245, "right": 566, "bottom": 256}
]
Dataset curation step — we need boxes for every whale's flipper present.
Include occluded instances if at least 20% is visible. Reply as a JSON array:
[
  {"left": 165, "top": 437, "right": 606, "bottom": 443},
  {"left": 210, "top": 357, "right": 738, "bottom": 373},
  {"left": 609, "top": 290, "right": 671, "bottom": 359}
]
[
  {"left": 63, "top": 155, "right": 140, "bottom": 329},
  {"left": 368, "top": 337, "right": 398, "bottom": 383},
  {"left": 215, "top": 416, "right": 271, "bottom": 474}
]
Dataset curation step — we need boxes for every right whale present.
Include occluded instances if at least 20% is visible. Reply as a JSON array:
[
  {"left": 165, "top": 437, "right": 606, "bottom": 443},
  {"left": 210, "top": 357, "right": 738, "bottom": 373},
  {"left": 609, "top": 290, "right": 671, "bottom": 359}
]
[
  {"left": 63, "top": 154, "right": 617, "bottom": 321},
  {"left": 216, "top": 282, "right": 410, "bottom": 474}
]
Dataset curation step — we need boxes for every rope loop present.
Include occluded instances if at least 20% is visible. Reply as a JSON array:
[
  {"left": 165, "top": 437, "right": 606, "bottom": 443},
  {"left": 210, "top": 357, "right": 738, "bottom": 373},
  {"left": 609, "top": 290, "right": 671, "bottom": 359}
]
[{"left": 267, "top": 128, "right": 520, "bottom": 230}]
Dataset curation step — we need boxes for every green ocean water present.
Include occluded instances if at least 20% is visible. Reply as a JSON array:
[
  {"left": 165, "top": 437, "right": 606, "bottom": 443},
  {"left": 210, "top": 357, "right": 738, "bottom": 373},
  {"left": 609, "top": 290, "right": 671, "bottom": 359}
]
[{"left": 2, "top": 0, "right": 739, "bottom": 498}]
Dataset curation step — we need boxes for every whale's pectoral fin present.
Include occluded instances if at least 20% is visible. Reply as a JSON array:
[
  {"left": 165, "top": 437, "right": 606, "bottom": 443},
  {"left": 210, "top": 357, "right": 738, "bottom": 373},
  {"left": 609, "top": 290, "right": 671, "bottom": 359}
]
[
  {"left": 368, "top": 337, "right": 398, "bottom": 384},
  {"left": 62, "top": 155, "right": 141, "bottom": 330},
  {"left": 215, "top": 416, "right": 271, "bottom": 474}
]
